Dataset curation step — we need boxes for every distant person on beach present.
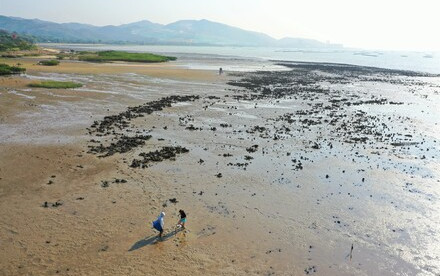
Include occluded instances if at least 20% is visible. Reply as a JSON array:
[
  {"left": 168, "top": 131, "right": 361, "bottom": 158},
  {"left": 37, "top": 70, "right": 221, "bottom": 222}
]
[
  {"left": 152, "top": 212, "right": 165, "bottom": 238},
  {"left": 219, "top": 67, "right": 223, "bottom": 75},
  {"left": 177, "top": 209, "right": 187, "bottom": 229}
]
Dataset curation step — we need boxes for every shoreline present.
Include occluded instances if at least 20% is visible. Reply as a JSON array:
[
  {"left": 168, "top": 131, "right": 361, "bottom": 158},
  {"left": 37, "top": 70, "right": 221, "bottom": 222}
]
[
  {"left": 1, "top": 58, "right": 439, "bottom": 275},
  {"left": 36, "top": 43, "right": 440, "bottom": 74}
]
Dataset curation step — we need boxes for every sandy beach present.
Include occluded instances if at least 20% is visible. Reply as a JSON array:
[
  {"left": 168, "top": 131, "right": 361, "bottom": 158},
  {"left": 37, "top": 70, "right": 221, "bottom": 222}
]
[{"left": 1, "top": 56, "right": 440, "bottom": 276}]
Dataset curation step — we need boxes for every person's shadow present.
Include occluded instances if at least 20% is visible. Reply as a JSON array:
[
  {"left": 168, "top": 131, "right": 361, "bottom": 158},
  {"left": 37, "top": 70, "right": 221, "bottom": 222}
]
[{"left": 128, "top": 229, "right": 182, "bottom": 251}]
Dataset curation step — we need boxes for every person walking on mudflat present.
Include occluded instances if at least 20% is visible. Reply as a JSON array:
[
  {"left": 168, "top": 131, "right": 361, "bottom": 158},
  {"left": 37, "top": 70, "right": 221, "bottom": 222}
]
[
  {"left": 177, "top": 209, "right": 187, "bottom": 229},
  {"left": 152, "top": 212, "right": 165, "bottom": 238}
]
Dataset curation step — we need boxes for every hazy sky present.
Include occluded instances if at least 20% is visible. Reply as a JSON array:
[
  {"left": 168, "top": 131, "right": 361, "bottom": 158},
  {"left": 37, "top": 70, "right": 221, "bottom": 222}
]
[{"left": 1, "top": 0, "right": 439, "bottom": 51}]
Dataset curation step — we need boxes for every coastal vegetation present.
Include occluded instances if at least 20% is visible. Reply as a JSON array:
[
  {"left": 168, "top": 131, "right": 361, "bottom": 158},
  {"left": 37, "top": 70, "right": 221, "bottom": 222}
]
[
  {"left": 56, "top": 52, "right": 73, "bottom": 60},
  {"left": 55, "top": 50, "right": 176, "bottom": 63},
  {"left": 28, "top": 80, "right": 83, "bottom": 89},
  {"left": 38, "top": 60, "right": 60, "bottom": 66},
  {"left": 0, "top": 63, "right": 26, "bottom": 75},
  {"left": 0, "top": 30, "right": 36, "bottom": 52},
  {"left": 77, "top": 50, "right": 176, "bottom": 63}
]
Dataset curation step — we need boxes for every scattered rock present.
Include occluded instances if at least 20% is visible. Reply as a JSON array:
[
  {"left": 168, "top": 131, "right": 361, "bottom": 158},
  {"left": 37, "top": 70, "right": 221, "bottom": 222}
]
[
  {"left": 131, "top": 146, "right": 189, "bottom": 168},
  {"left": 169, "top": 198, "right": 178, "bottom": 204}
]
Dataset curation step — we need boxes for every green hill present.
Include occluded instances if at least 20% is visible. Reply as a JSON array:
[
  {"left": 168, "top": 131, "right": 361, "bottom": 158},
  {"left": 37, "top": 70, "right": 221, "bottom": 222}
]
[
  {"left": 0, "top": 15, "right": 342, "bottom": 48},
  {"left": 0, "top": 29, "right": 36, "bottom": 51}
]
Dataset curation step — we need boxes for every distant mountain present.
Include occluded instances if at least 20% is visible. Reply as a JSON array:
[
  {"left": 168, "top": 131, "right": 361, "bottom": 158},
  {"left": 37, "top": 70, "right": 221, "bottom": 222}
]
[
  {"left": 0, "top": 15, "right": 342, "bottom": 48},
  {"left": 165, "top": 19, "right": 275, "bottom": 46}
]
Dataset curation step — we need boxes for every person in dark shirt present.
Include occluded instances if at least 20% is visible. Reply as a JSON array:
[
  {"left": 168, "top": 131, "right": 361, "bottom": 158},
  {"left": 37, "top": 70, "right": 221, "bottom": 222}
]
[{"left": 177, "top": 209, "right": 187, "bottom": 229}]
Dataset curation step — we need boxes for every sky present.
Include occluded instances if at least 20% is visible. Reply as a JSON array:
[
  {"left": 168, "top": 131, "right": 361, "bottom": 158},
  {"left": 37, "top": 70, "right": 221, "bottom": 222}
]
[{"left": 1, "top": 0, "right": 440, "bottom": 51}]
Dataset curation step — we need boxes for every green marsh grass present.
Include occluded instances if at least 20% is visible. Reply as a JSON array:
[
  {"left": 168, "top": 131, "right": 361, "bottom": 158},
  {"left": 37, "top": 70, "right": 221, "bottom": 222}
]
[
  {"left": 28, "top": 80, "right": 83, "bottom": 89},
  {"left": 78, "top": 50, "right": 176, "bottom": 63},
  {"left": 0, "top": 63, "right": 26, "bottom": 75},
  {"left": 38, "top": 60, "right": 60, "bottom": 66}
]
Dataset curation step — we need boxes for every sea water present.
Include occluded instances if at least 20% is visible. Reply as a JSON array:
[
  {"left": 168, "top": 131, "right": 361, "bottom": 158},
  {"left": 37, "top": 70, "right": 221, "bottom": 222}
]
[{"left": 40, "top": 43, "right": 440, "bottom": 74}]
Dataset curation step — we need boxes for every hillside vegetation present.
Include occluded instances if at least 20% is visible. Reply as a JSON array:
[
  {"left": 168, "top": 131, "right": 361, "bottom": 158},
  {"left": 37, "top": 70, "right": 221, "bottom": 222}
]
[{"left": 0, "top": 30, "right": 36, "bottom": 51}]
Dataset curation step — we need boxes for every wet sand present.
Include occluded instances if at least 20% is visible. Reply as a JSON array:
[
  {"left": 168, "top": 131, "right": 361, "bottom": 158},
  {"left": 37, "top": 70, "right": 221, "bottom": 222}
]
[
  {"left": 1, "top": 57, "right": 440, "bottom": 275},
  {"left": 0, "top": 57, "right": 217, "bottom": 81}
]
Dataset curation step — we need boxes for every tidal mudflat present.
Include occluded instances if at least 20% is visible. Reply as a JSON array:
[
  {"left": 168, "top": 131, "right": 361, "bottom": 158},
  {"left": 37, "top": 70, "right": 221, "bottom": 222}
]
[{"left": 1, "top": 58, "right": 439, "bottom": 275}]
